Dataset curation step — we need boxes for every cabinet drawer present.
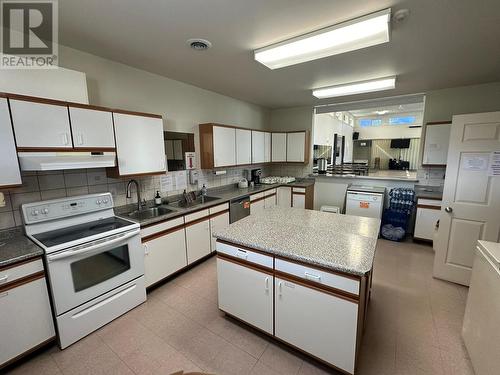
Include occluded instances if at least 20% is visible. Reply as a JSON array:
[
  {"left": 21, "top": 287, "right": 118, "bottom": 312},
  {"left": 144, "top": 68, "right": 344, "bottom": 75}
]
[
  {"left": 292, "top": 187, "right": 306, "bottom": 193},
  {"left": 264, "top": 189, "right": 277, "bottom": 196},
  {"left": 209, "top": 203, "right": 229, "bottom": 215},
  {"left": 250, "top": 192, "right": 265, "bottom": 201},
  {"left": 185, "top": 209, "right": 210, "bottom": 223},
  {"left": 0, "top": 259, "right": 43, "bottom": 285},
  {"left": 216, "top": 242, "right": 273, "bottom": 269},
  {"left": 417, "top": 198, "right": 442, "bottom": 207},
  {"left": 275, "top": 258, "right": 359, "bottom": 295},
  {"left": 141, "top": 217, "right": 184, "bottom": 238}
]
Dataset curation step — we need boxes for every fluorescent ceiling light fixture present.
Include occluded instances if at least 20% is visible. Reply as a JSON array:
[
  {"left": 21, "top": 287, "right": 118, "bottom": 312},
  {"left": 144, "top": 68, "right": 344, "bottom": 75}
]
[
  {"left": 254, "top": 9, "right": 391, "bottom": 69},
  {"left": 312, "top": 76, "right": 396, "bottom": 99}
]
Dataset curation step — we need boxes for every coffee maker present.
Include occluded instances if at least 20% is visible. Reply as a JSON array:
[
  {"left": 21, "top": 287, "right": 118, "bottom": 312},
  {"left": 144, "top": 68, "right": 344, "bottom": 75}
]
[{"left": 250, "top": 168, "right": 262, "bottom": 185}]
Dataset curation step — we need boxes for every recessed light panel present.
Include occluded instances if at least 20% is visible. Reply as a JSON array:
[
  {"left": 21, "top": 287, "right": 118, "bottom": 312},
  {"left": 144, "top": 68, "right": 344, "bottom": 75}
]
[
  {"left": 312, "top": 77, "right": 396, "bottom": 99},
  {"left": 254, "top": 9, "right": 391, "bottom": 69}
]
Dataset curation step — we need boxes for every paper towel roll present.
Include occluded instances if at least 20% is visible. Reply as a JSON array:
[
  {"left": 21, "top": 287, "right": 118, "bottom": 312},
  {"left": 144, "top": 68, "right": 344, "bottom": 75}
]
[{"left": 0, "top": 192, "right": 5, "bottom": 208}]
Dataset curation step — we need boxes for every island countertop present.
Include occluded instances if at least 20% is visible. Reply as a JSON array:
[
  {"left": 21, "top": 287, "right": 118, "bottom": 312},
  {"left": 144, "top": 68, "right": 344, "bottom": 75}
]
[{"left": 214, "top": 207, "right": 381, "bottom": 276}]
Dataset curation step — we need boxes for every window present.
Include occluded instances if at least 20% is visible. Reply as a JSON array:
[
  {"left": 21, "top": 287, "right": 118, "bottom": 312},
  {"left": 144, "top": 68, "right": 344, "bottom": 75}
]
[
  {"left": 389, "top": 116, "right": 416, "bottom": 125},
  {"left": 359, "top": 118, "right": 382, "bottom": 127}
]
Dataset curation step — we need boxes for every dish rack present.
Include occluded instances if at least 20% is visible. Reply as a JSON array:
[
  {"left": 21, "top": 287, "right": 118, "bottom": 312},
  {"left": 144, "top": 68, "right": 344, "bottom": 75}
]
[{"left": 260, "top": 176, "right": 296, "bottom": 184}]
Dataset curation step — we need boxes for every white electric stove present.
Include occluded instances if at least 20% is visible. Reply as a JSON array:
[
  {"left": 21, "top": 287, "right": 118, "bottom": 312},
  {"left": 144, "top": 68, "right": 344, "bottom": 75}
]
[{"left": 22, "top": 193, "right": 146, "bottom": 349}]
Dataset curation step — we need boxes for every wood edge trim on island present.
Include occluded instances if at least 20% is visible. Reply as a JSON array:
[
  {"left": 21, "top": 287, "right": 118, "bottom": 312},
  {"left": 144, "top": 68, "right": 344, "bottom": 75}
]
[
  {"left": 275, "top": 270, "right": 359, "bottom": 304},
  {"left": 216, "top": 239, "right": 273, "bottom": 258},
  {"left": 0, "top": 271, "right": 45, "bottom": 293},
  {"left": 0, "top": 256, "right": 42, "bottom": 272},
  {"left": 217, "top": 253, "right": 274, "bottom": 275},
  {"left": 0, "top": 336, "right": 56, "bottom": 370},
  {"left": 417, "top": 204, "right": 441, "bottom": 210}
]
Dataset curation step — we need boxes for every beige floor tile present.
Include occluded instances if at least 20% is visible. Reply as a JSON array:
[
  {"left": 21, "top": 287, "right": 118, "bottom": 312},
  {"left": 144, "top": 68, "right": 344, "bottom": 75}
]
[
  {"left": 298, "top": 359, "right": 341, "bottom": 374},
  {"left": 439, "top": 349, "right": 475, "bottom": 375},
  {"left": 211, "top": 342, "right": 258, "bottom": 375},
  {"left": 178, "top": 327, "right": 228, "bottom": 371},
  {"left": 250, "top": 361, "right": 283, "bottom": 375},
  {"left": 6, "top": 350, "right": 62, "bottom": 375},
  {"left": 259, "top": 343, "right": 303, "bottom": 375}
]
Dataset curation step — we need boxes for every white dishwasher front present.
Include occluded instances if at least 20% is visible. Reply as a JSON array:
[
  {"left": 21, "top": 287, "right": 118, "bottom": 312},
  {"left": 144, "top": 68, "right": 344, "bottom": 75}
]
[{"left": 345, "top": 191, "right": 384, "bottom": 219}]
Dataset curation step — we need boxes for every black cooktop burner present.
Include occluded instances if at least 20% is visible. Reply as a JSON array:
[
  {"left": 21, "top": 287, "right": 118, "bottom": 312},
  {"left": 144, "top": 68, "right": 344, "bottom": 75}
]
[{"left": 33, "top": 217, "right": 134, "bottom": 248}]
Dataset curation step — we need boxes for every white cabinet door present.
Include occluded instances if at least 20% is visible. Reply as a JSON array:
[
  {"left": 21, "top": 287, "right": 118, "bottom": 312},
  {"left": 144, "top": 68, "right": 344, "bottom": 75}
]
[
  {"left": 272, "top": 133, "right": 287, "bottom": 162},
  {"left": 251, "top": 199, "right": 265, "bottom": 215},
  {"left": 251, "top": 131, "right": 265, "bottom": 164},
  {"left": 213, "top": 126, "right": 236, "bottom": 167},
  {"left": 264, "top": 195, "right": 276, "bottom": 209},
  {"left": 0, "top": 277, "right": 55, "bottom": 366},
  {"left": 292, "top": 194, "right": 305, "bottom": 209},
  {"left": 275, "top": 277, "right": 358, "bottom": 374},
  {"left": 10, "top": 99, "right": 72, "bottom": 148},
  {"left": 210, "top": 212, "right": 229, "bottom": 252},
  {"left": 236, "top": 129, "right": 252, "bottom": 165},
  {"left": 414, "top": 207, "right": 441, "bottom": 240},
  {"left": 144, "top": 228, "right": 187, "bottom": 287},
  {"left": 186, "top": 219, "right": 211, "bottom": 264},
  {"left": 113, "top": 113, "right": 166, "bottom": 176},
  {"left": 277, "top": 186, "right": 292, "bottom": 208},
  {"left": 264, "top": 132, "right": 272, "bottom": 163},
  {"left": 423, "top": 124, "right": 451, "bottom": 165},
  {"left": 217, "top": 258, "right": 273, "bottom": 334},
  {"left": 0, "top": 98, "right": 21, "bottom": 187},
  {"left": 69, "top": 107, "right": 115, "bottom": 149},
  {"left": 286, "top": 132, "right": 306, "bottom": 162}
]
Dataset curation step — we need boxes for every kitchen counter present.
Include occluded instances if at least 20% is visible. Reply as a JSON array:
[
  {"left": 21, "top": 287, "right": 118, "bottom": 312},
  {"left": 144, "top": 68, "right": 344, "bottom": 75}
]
[
  {"left": 214, "top": 207, "right": 380, "bottom": 276},
  {"left": 311, "top": 172, "right": 419, "bottom": 182},
  {"left": 0, "top": 227, "right": 43, "bottom": 267},
  {"left": 415, "top": 185, "right": 443, "bottom": 200},
  {"left": 115, "top": 179, "right": 315, "bottom": 227}
]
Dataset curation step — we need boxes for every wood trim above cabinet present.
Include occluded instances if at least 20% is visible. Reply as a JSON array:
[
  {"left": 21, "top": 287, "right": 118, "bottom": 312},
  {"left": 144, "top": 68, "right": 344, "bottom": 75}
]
[
  {"left": 67, "top": 102, "right": 113, "bottom": 112},
  {"left": 112, "top": 109, "right": 163, "bottom": 119},
  {"left": 4, "top": 92, "right": 68, "bottom": 107},
  {"left": 199, "top": 123, "right": 214, "bottom": 169},
  {"left": 106, "top": 168, "right": 165, "bottom": 179}
]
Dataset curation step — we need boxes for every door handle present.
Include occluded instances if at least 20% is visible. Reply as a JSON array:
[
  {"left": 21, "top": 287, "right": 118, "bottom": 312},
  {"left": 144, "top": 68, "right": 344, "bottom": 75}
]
[
  {"left": 0, "top": 275, "right": 8, "bottom": 284},
  {"left": 144, "top": 243, "right": 149, "bottom": 256},
  {"left": 265, "top": 277, "right": 269, "bottom": 291},
  {"left": 445, "top": 207, "right": 453, "bottom": 213},
  {"left": 304, "top": 272, "right": 321, "bottom": 282},
  {"left": 236, "top": 249, "right": 248, "bottom": 259},
  {"left": 62, "top": 133, "right": 69, "bottom": 145},
  {"left": 78, "top": 133, "right": 84, "bottom": 145},
  {"left": 278, "top": 281, "right": 283, "bottom": 296}
]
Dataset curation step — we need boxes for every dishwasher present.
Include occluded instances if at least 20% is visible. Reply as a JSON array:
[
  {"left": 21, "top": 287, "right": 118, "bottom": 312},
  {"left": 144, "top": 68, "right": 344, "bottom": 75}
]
[
  {"left": 345, "top": 185, "right": 385, "bottom": 219},
  {"left": 229, "top": 195, "right": 250, "bottom": 223}
]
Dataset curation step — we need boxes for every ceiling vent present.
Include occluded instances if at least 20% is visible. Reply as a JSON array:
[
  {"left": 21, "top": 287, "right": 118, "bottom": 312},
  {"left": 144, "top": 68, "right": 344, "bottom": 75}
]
[{"left": 187, "top": 38, "right": 212, "bottom": 51}]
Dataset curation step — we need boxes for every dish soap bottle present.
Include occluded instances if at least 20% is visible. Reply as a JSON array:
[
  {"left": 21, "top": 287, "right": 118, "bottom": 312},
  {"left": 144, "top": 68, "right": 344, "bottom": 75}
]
[
  {"left": 154, "top": 191, "right": 162, "bottom": 205},
  {"left": 201, "top": 184, "right": 208, "bottom": 197}
]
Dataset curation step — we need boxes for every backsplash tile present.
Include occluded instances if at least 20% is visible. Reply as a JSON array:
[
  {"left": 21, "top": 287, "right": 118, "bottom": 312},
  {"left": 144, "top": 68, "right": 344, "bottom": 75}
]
[{"left": 38, "top": 174, "right": 65, "bottom": 190}]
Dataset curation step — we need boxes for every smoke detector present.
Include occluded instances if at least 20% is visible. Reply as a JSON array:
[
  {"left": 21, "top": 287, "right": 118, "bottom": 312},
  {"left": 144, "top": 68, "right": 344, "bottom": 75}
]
[
  {"left": 393, "top": 9, "right": 410, "bottom": 23},
  {"left": 187, "top": 38, "right": 212, "bottom": 51}
]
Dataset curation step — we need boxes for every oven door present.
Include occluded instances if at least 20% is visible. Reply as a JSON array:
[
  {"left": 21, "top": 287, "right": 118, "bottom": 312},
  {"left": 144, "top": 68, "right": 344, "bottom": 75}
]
[{"left": 46, "top": 228, "right": 144, "bottom": 315}]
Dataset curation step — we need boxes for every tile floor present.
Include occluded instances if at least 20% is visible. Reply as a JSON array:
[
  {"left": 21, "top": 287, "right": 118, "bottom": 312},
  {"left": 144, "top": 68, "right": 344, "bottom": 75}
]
[{"left": 6, "top": 239, "right": 474, "bottom": 375}]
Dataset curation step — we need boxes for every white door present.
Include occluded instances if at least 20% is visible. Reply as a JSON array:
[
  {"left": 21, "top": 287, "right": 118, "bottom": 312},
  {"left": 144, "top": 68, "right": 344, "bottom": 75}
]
[
  {"left": 264, "top": 132, "right": 272, "bottom": 163},
  {"left": 210, "top": 212, "right": 229, "bottom": 252},
  {"left": 272, "top": 133, "right": 287, "bottom": 162},
  {"left": 217, "top": 258, "right": 273, "bottom": 334},
  {"left": 275, "top": 277, "right": 358, "bottom": 374},
  {"left": 186, "top": 219, "right": 211, "bottom": 264},
  {"left": 422, "top": 123, "right": 451, "bottom": 165},
  {"left": 213, "top": 126, "right": 236, "bottom": 167},
  {"left": 236, "top": 129, "right": 252, "bottom": 165},
  {"left": 10, "top": 99, "right": 72, "bottom": 148},
  {"left": 276, "top": 186, "right": 291, "bottom": 208},
  {"left": 0, "top": 98, "right": 21, "bottom": 187},
  {"left": 286, "top": 132, "right": 306, "bottom": 162},
  {"left": 433, "top": 112, "right": 500, "bottom": 286},
  {"left": 251, "top": 199, "right": 265, "bottom": 215},
  {"left": 414, "top": 207, "right": 441, "bottom": 240},
  {"left": 113, "top": 113, "right": 166, "bottom": 176},
  {"left": 252, "top": 131, "right": 265, "bottom": 164},
  {"left": 144, "top": 227, "right": 187, "bottom": 287},
  {"left": 69, "top": 106, "right": 115, "bottom": 149},
  {"left": 292, "top": 194, "right": 305, "bottom": 209}
]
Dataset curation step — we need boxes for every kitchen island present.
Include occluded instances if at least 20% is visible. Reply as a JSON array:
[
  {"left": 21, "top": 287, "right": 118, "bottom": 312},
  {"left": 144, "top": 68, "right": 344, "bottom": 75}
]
[{"left": 213, "top": 207, "right": 380, "bottom": 375}]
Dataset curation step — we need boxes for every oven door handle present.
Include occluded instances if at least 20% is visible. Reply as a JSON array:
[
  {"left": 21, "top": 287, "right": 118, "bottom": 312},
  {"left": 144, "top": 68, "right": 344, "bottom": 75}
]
[{"left": 47, "top": 230, "right": 139, "bottom": 262}]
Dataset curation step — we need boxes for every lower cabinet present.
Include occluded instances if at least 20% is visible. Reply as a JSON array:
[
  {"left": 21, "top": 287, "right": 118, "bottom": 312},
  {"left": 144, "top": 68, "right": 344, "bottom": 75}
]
[
  {"left": 292, "top": 193, "right": 305, "bottom": 209},
  {"left": 0, "top": 260, "right": 55, "bottom": 368},
  {"left": 251, "top": 198, "right": 265, "bottom": 215},
  {"left": 276, "top": 186, "right": 292, "bottom": 208},
  {"left": 186, "top": 219, "right": 211, "bottom": 264},
  {"left": 264, "top": 189, "right": 277, "bottom": 209},
  {"left": 217, "top": 258, "right": 273, "bottom": 334},
  {"left": 210, "top": 212, "right": 230, "bottom": 252},
  {"left": 144, "top": 227, "right": 187, "bottom": 287},
  {"left": 275, "top": 276, "right": 358, "bottom": 374},
  {"left": 414, "top": 199, "right": 442, "bottom": 241}
]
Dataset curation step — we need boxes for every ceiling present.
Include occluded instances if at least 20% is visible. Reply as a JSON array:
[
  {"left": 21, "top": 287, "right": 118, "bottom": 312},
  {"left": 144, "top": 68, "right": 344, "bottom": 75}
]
[
  {"left": 59, "top": 0, "right": 500, "bottom": 109},
  {"left": 349, "top": 102, "right": 424, "bottom": 117}
]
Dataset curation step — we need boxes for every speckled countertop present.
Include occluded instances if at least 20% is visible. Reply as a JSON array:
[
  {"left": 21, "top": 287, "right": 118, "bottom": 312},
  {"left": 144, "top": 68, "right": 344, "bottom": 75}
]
[
  {"left": 0, "top": 228, "right": 43, "bottom": 268},
  {"left": 214, "top": 207, "right": 380, "bottom": 276},
  {"left": 116, "top": 180, "right": 315, "bottom": 227}
]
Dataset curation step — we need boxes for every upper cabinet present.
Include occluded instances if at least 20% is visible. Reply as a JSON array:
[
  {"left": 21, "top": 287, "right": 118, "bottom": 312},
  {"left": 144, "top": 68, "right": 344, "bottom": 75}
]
[
  {"left": 422, "top": 122, "right": 451, "bottom": 166},
  {"left": 0, "top": 97, "right": 21, "bottom": 187},
  {"left": 10, "top": 98, "right": 72, "bottom": 149},
  {"left": 264, "top": 132, "right": 271, "bottom": 163},
  {"left": 286, "top": 131, "right": 308, "bottom": 163},
  {"left": 252, "top": 131, "right": 265, "bottom": 164},
  {"left": 272, "top": 133, "right": 287, "bottom": 162},
  {"left": 68, "top": 105, "right": 115, "bottom": 149},
  {"left": 236, "top": 129, "right": 252, "bottom": 165},
  {"left": 111, "top": 112, "right": 166, "bottom": 177},
  {"left": 199, "top": 124, "right": 236, "bottom": 169}
]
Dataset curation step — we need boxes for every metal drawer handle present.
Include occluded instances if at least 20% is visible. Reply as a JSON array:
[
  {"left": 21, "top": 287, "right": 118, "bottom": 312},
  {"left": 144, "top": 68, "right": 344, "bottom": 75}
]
[
  {"left": 0, "top": 292, "right": 8, "bottom": 298},
  {"left": 304, "top": 272, "right": 321, "bottom": 281},
  {"left": 265, "top": 277, "right": 269, "bottom": 291},
  {"left": 236, "top": 249, "right": 248, "bottom": 259},
  {"left": 0, "top": 275, "right": 8, "bottom": 284},
  {"left": 278, "top": 281, "right": 283, "bottom": 296}
]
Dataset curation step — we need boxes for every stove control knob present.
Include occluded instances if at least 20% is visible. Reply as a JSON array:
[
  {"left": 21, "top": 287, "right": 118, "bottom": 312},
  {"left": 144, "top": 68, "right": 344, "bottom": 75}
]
[
  {"left": 31, "top": 209, "right": 39, "bottom": 216},
  {"left": 103, "top": 199, "right": 109, "bottom": 204},
  {"left": 96, "top": 200, "right": 102, "bottom": 205},
  {"left": 42, "top": 208, "right": 49, "bottom": 214}
]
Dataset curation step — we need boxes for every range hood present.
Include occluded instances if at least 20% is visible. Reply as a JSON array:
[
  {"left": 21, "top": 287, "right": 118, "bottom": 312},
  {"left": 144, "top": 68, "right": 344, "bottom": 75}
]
[{"left": 18, "top": 152, "right": 116, "bottom": 171}]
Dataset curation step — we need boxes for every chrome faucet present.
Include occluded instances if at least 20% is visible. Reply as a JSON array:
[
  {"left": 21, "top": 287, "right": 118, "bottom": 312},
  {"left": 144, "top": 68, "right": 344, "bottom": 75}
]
[{"left": 126, "top": 179, "right": 142, "bottom": 211}]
